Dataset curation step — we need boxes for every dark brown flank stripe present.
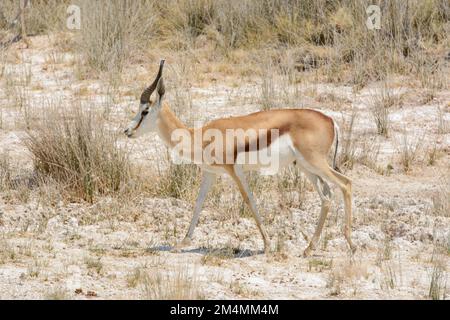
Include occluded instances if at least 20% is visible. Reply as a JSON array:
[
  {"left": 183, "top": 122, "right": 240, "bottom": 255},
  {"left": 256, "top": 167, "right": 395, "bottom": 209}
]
[{"left": 226, "top": 125, "right": 291, "bottom": 163}]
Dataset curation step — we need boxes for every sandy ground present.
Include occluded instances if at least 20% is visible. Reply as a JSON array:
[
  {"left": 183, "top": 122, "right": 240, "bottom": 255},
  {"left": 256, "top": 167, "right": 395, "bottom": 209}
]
[{"left": 0, "top": 35, "right": 449, "bottom": 299}]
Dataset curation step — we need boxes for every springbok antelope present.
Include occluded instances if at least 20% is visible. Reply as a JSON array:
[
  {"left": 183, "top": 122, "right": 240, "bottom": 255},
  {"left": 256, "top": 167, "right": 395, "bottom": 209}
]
[{"left": 124, "top": 60, "right": 355, "bottom": 257}]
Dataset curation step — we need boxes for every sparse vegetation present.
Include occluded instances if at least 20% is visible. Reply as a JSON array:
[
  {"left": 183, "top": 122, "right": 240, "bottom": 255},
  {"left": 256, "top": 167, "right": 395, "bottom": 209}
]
[
  {"left": 153, "top": 155, "right": 200, "bottom": 201},
  {"left": 141, "top": 265, "right": 204, "bottom": 300},
  {"left": 24, "top": 103, "right": 132, "bottom": 202},
  {"left": 74, "top": 0, "right": 156, "bottom": 77},
  {"left": 428, "top": 242, "right": 448, "bottom": 300},
  {"left": 370, "top": 84, "right": 402, "bottom": 137},
  {"left": 397, "top": 131, "right": 423, "bottom": 173},
  {"left": 430, "top": 177, "right": 450, "bottom": 217},
  {"left": 45, "top": 286, "right": 70, "bottom": 300},
  {"left": 84, "top": 256, "right": 103, "bottom": 275},
  {"left": 0, "top": 0, "right": 449, "bottom": 301}
]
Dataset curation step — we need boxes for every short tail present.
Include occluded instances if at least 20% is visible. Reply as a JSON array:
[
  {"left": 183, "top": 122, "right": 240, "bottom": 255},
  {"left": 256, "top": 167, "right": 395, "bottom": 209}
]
[{"left": 332, "top": 120, "right": 341, "bottom": 173}]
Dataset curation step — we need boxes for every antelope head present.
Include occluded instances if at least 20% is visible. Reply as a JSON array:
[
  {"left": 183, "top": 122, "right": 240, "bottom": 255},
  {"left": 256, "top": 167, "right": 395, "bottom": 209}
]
[{"left": 124, "top": 59, "right": 166, "bottom": 138}]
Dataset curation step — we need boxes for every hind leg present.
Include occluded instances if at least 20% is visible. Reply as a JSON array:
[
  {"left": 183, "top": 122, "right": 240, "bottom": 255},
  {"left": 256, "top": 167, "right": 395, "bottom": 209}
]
[
  {"left": 313, "top": 162, "right": 355, "bottom": 254},
  {"left": 294, "top": 151, "right": 355, "bottom": 254},
  {"left": 302, "top": 172, "right": 333, "bottom": 257}
]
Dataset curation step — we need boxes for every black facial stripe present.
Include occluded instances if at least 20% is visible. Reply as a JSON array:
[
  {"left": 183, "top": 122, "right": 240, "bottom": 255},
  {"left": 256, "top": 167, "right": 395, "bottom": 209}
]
[
  {"left": 133, "top": 108, "right": 149, "bottom": 131},
  {"left": 134, "top": 115, "right": 145, "bottom": 131}
]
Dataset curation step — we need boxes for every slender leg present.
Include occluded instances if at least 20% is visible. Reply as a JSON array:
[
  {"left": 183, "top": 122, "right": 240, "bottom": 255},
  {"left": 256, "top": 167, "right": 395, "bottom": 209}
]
[
  {"left": 315, "top": 163, "right": 356, "bottom": 254},
  {"left": 228, "top": 165, "right": 271, "bottom": 253},
  {"left": 302, "top": 173, "right": 332, "bottom": 257},
  {"left": 172, "top": 171, "right": 216, "bottom": 251}
]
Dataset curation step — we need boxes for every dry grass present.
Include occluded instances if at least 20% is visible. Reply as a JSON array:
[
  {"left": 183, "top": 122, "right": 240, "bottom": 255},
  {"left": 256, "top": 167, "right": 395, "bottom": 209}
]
[
  {"left": 1, "top": 0, "right": 446, "bottom": 87},
  {"left": 44, "top": 286, "right": 70, "bottom": 300},
  {"left": 396, "top": 131, "right": 423, "bottom": 173},
  {"left": 0, "top": 237, "right": 17, "bottom": 264},
  {"left": 326, "top": 259, "right": 368, "bottom": 297},
  {"left": 277, "top": 165, "right": 306, "bottom": 209},
  {"left": 370, "top": 84, "right": 403, "bottom": 137},
  {"left": 152, "top": 153, "right": 200, "bottom": 201},
  {"left": 428, "top": 241, "right": 448, "bottom": 300},
  {"left": 23, "top": 103, "right": 132, "bottom": 203},
  {"left": 0, "top": 0, "right": 68, "bottom": 36},
  {"left": 437, "top": 105, "right": 449, "bottom": 134},
  {"left": 430, "top": 176, "right": 450, "bottom": 217},
  {"left": 138, "top": 265, "right": 204, "bottom": 299},
  {"left": 0, "top": 152, "right": 12, "bottom": 190},
  {"left": 74, "top": 0, "right": 157, "bottom": 77}
]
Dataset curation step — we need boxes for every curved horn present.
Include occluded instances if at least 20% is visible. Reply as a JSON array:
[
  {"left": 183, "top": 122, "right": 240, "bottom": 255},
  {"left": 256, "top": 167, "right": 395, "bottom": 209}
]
[{"left": 140, "top": 59, "right": 165, "bottom": 104}]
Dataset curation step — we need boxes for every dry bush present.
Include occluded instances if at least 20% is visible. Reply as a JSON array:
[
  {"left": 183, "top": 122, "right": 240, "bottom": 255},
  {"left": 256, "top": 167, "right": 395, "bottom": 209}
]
[
  {"left": 151, "top": 150, "right": 200, "bottom": 201},
  {"left": 2, "top": 0, "right": 447, "bottom": 86},
  {"left": 430, "top": 176, "right": 450, "bottom": 217},
  {"left": 437, "top": 105, "right": 449, "bottom": 134},
  {"left": 338, "top": 111, "right": 358, "bottom": 170},
  {"left": 44, "top": 286, "right": 70, "bottom": 300},
  {"left": 277, "top": 165, "right": 306, "bottom": 209},
  {"left": 428, "top": 260, "right": 447, "bottom": 300},
  {"left": 0, "top": 0, "right": 68, "bottom": 36},
  {"left": 337, "top": 112, "right": 381, "bottom": 173},
  {"left": 428, "top": 241, "right": 448, "bottom": 300},
  {"left": 24, "top": 103, "right": 132, "bottom": 203},
  {"left": 259, "top": 61, "right": 277, "bottom": 111},
  {"left": 0, "top": 237, "right": 17, "bottom": 264},
  {"left": 369, "top": 84, "right": 403, "bottom": 137},
  {"left": 0, "top": 152, "right": 12, "bottom": 190},
  {"left": 396, "top": 131, "right": 423, "bottom": 173},
  {"left": 139, "top": 265, "right": 203, "bottom": 299},
  {"left": 74, "top": 0, "right": 157, "bottom": 76},
  {"left": 326, "top": 259, "right": 368, "bottom": 296}
]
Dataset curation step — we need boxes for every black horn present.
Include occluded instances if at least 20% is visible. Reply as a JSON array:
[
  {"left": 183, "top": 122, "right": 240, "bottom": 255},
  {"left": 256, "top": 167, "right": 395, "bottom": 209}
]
[{"left": 140, "top": 59, "right": 165, "bottom": 104}]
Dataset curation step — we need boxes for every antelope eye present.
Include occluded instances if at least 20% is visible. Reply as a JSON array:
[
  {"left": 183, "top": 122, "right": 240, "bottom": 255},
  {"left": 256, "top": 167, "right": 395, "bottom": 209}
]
[{"left": 142, "top": 110, "right": 149, "bottom": 116}]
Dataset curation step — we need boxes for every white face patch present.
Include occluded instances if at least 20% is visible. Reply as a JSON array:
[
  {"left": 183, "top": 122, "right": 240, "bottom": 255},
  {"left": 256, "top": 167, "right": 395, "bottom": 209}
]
[{"left": 124, "top": 102, "right": 160, "bottom": 138}]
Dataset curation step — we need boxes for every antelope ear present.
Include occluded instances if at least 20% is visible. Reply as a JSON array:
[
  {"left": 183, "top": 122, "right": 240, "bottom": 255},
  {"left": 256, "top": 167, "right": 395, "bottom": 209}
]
[{"left": 156, "top": 77, "right": 165, "bottom": 100}]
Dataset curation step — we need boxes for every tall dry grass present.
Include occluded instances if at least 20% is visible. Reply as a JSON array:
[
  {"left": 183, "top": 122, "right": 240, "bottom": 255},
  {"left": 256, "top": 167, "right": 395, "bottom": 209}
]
[
  {"left": 3, "top": 0, "right": 446, "bottom": 87},
  {"left": 74, "top": 0, "right": 157, "bottom": 77},
  {"left": 24, "top": 103, "right": 132, "bottom": 203},
  {"left": 0, "top": 0, "right": 69, "bottom": 36}
]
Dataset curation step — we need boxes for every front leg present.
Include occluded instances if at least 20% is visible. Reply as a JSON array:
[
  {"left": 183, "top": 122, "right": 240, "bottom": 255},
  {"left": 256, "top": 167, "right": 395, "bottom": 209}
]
[
  {"left": 227, "top": 165, "right": 271, "bottom": 254},
  {"left": 172, "top": 170, "right": 216, "bottom": 252}
]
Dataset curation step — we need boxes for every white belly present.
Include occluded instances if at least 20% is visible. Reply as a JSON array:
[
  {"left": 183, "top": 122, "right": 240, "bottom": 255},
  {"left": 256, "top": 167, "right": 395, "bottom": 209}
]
[{"left": 236, "top": 134, "right": 296, "bottom": 175}]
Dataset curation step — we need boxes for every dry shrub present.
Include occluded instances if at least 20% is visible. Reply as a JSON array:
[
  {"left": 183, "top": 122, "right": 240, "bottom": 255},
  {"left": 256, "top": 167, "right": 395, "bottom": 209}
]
[
  {"left": 0, "top": 237, "right": 16, "bottom": 264},
  {"left": 277, "top": 165, "right": 306, "bottom": 209},
  {"left": 327, "top": 259, "right": 368, "bottom": 296},
  {"left": 152, "top": 151, "right": 200, "bottom": 201},
  {"left": 430, "top": 176, "right": 450, "bottom": 217},
  {"left": 2, "top": 0, "right": 445, "bottom": 87},
  {"left": 369, "top": 83, "right": 404, "bottom": 137},
  {"left": 24, "top": 103, "right": 131, "bottom": 202},
  {"left": 397, "top": 131, "right": 423, "bottom": 173},
  {"left": 138, "top": 265, "right": 203, "bottom": 299},
  {"left": 337, "top": 112, "right": 381, "bottom": 172},
  {"left": 0, "top": 0, "right": 68, "bottom": 36},
  {"left": 428, "top": 241, "right": 448, "bottom": 300},
  {"left": 0, "top": 152, "right": 12, "bottom": 190},
  {"left": 74, "top": 0, "right": 157, "bottom": 76}
]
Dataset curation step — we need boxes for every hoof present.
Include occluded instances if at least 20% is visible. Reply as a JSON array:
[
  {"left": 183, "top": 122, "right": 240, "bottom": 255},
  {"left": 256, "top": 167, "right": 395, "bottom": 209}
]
[
  {"left": 302, "top": 243, "right": 316, "bottom": 257},
  {"left": 302, "top": 247, "right": 312, "bottom": 258}
]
